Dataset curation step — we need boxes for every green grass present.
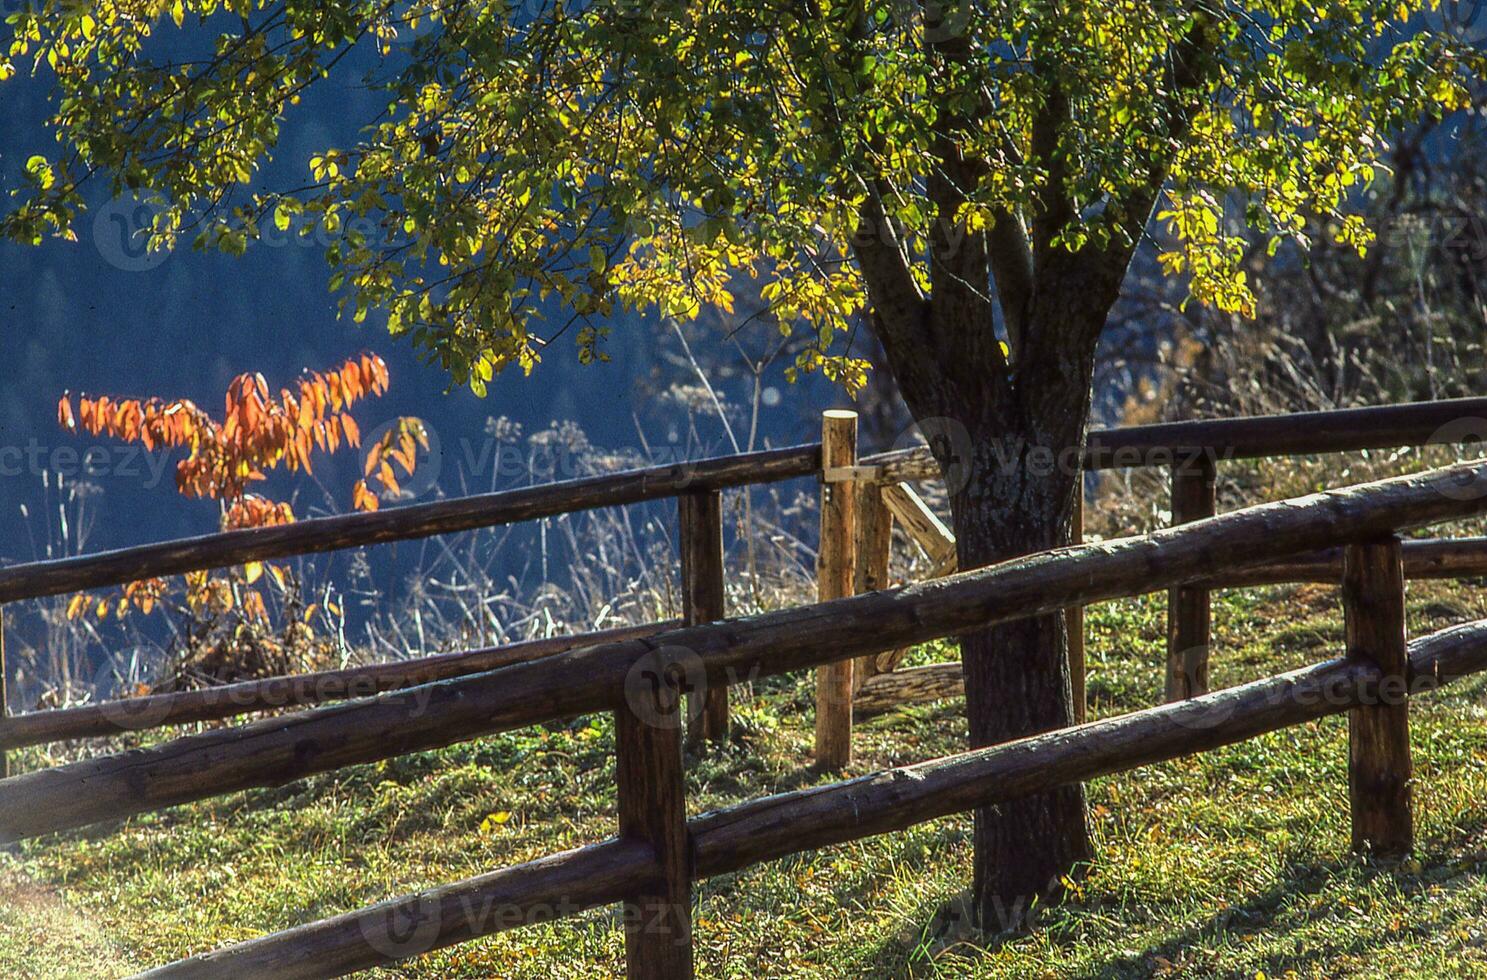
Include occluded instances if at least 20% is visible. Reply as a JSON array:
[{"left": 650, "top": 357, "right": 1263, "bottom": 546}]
[{"left": 6, "top": 580, "right": 1487, "bottom": 978}]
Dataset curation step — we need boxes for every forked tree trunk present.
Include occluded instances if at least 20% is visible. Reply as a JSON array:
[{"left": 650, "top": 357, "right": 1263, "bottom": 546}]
[
  {"left": 855, "top": 174, "right": 1129, "bottom": 932},
  {"left": 949, "top": 416, "right": 1091, "bottom": 930}
]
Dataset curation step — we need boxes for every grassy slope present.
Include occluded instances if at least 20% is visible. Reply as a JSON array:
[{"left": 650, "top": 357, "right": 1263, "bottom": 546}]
[{"left": 5, "top": 579, "right": 1487, "bottom": 978}]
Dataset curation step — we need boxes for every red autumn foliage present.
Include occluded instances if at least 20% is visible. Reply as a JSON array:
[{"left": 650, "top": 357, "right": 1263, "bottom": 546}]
[{"left": 57, "top": 354, "right": 420, "bottom": 624}]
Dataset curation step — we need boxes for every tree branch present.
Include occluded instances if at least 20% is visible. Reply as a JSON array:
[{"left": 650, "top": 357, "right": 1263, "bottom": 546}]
[{"left": 987, "top": 208, "right": 1034, "bottom": 356}]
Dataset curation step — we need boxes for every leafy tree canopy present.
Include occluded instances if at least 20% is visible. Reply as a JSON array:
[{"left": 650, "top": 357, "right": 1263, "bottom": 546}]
[{"left": 4, "top": 1, "right": 1480, "bottom": 394}]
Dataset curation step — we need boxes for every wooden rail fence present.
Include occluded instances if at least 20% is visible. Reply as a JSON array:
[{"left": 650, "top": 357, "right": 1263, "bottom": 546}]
[
  {"left": 0, "top": 400, "right": 1486, "bottom": 977},
  {"left": 830, "top": 395, "right": 1487, "bottom": 744}
]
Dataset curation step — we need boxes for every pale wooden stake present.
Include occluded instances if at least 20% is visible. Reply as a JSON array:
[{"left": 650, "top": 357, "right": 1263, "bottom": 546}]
[
  {"left": 679, "top": 490, "right": 727, "bottom": 741},
  {"left": 1344, "top": 535, "right": 1413, "bottom": 859},
  {"left": 1166, "top": 453, "right": 1216, "bottom": 700},
  {"left": 852, "top": 483, "right": 894, "bottom": 691},
  {"left": 881, "top": 482, "right": 956, "bottom": 569},
  {"left": 815, "top": 410, "right": 857, "bottom": 768}
]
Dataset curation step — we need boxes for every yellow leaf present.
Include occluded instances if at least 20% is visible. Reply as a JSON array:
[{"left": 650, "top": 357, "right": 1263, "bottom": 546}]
[
  {"left": 171, "top": 0, "right": 185, "bottom": 27},
  {"left": 479, "top": 811, "right": 512, "bottom": 834},
  {"left": 244, "top": 561, "right": 264, "bottom": 585}
]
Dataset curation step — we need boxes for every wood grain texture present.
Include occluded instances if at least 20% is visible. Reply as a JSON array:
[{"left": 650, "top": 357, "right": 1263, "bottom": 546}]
[
  {"left": 129, "top": 838, "right": 657, "bottom": 979},
  {"left": 860, "top": 396, "right": 1487, "bottom": 478},
  {"left": 693, "top": 619, "right": 1487, "bottom": 877},
  {"left": 680, "top": 491, "right": 728, "bottom": 743},
  {"left": 815, "top": 411, "right": 858, "bottom": 768},
  {"left": 1344, "top": 537, "right": 1413, "bottom": 858},
  {"left": 853, "top": 662, "right": 963, "bottom": 718},
  {"left": 1166, "top": 454, "right": 1217, "bottom": 701},
  {"left": 1191, "top": 536, "right": 1487, "bottom": 589},
  {"left": 0, "top": 446, "right": 820, "bottom": 605},
  {"left": 7, "top": 458, "right": 1487, "bottom": 844},
  {"left": 132, "top": 618, "right": 1487, "bottom": 979},
  {"left": 880, "top": 483, "right": 955, "bottom": 566},
  {"left": 852, "top": 483, "right": 895, "bottom": 689},
  {"left": 616, "top": 703, "right": 693, "bottom": 978},
  {"left": 1068, "top": 491, "right": 1086, "bottom": 725},
  {"left": 0, "top": 621, "right": 675, "bottom": 752}
]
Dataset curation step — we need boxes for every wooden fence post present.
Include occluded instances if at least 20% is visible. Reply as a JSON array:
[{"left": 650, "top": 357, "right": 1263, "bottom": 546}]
[
  {"left": 852, "top": 483, "right": 893, "bottom": 691},
  {"left": 1165, "top": 452, "right": 1216, "bottom": 700},
  {"left": 1068, "top": 490, "right": 1087, "bottom": 725},
  {"left": 815, "top": 410, "right": 858, "bottom": 768},
  {"left": 1344, "top": 535, "right": 1413, "bottom": 859},
  {"left": 679, "top": 490, "right": 727, "bottom": 742},
  {"left": 615, "top": 680, "right": 693, "bottom": 977}
]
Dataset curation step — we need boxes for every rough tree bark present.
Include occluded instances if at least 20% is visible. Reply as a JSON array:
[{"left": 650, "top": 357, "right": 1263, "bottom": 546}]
[
  {"left": 856, "top": 175, "right": 1139, "bottom": 930},
  {"left": 842, "top": 5, "right": 1210, "bottom": 933}
]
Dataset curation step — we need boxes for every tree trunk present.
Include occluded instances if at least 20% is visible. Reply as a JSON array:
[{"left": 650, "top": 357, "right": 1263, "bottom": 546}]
[
  {"left": 854, "top": 163, "right": 1129, "bottom": 935},
  {"left": 947, "top": 409, "right": 1092, "bottom": 932}
]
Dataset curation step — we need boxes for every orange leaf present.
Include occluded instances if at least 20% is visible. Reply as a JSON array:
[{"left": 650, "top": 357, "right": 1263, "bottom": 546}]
[
  {"left": 341, "top": 362, "right": 362, "bottom": 402},
  {"left": 352, "top": 480, "right": 379, "bottom": 512},
  {"left": 341, "top": 414, "right": 361, "bottom": 447},
  {"left": 378, "top": 460, "right": 400, "bottom": 495},
  {"left": 57, "top": 394, "right": 76, "bottom": 432}
]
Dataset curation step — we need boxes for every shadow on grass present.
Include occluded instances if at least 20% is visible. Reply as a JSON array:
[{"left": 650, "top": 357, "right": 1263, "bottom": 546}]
[{"left": 845, "top": 809, "right": 1487, "bottom": 979}]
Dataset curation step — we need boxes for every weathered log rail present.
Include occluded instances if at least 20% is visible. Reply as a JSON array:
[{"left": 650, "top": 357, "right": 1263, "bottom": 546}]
[
  {"left": 4, "top": 459, "right": 1485, "bottom": 843},
  {"left": 0, "top": 620, "right": 676, "bottom": 751},
  {"left": 847, "top": 395, "right": 1487, "bottom": 724},
  {"left": 0, "top": 444, "right": 823, "bottom": 606},
  {"left": 3, "top": 400, "right": 1487, "bottom": 978},
  {"left": 5, "top": 398, "right": 1486, "bottom": 758},
  {"left": 858, "top": 394, "right": 1487, "bottom": 479},
  {"left": 132, "top": 613, "right": 1487, "bottom": 979},
  {"left": 850, "top": 535, "right": 1487, "bottom": 718}
]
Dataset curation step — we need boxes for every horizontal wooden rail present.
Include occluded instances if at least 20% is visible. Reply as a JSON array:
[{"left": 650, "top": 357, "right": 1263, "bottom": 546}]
[
  {"left": 0, "top": 445, "right": 820, "bottom": 605},
  {"left": 691, "top": 617, "right": 1487, "bottom": 876},
  {"left": 0, "top": 621, "right": 675, "bottom": 751},
  {"left": 132, "top": 838, "right": 658, "bottom": 979},
  {"left": 29, "top": 534, "right": 1468, "bottom": 753},
  {"left": 4, "top": 399, "right": 1478, "bottom": 605},
  {"left": 133, "top": 617, "right": 1487, "bottom": 979},
  {"left": 1198, "top": 536, "right": 1487, "bottom": 589},
  {"left": 5, "top": 458, "right": 1487, "bottom": 843},
  {"left": 861, "top": 396, "right": 1487, "bottom": 480}
]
